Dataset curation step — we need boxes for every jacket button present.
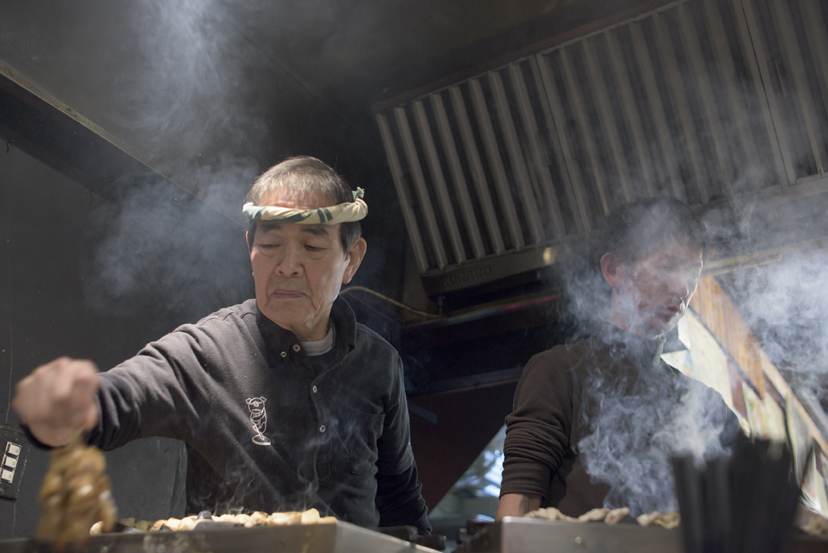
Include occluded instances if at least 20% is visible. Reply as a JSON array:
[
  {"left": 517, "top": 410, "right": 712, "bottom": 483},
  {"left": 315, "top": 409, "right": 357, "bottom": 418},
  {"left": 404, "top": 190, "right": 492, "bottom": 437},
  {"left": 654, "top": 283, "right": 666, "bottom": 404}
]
[
  {"left": 312, "top": 385, "right": 318, "bottom": 394},
  {"left": 292, "top": 344, "right": 301, "bottom": 352},
  {"left": 319, "top": 425, "right": 326, "bottom": 433},
  {"left": 280, "top": 351, "right": 287, "bottom": 358}
]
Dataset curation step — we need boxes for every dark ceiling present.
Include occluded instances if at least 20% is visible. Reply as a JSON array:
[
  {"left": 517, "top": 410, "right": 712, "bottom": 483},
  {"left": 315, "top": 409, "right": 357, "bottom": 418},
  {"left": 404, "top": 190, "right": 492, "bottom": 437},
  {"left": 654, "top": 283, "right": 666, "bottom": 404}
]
[{"left": 0, "top": 0, "right": 665, "bottom": 214}]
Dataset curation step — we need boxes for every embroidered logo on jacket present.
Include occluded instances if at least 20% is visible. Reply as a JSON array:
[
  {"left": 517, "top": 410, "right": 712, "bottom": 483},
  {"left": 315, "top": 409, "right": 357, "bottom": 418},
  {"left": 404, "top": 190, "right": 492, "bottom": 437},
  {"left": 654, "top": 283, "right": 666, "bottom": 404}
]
[{"left": 246, "top": 397, "right": 271, "bottom": 445}]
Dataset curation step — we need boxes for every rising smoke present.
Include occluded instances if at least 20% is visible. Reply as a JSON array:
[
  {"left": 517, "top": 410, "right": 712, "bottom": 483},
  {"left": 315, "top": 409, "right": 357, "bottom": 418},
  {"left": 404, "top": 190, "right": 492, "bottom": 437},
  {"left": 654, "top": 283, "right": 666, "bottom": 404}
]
[
  {"left": 82, "top": 162, "right": 254, "bottom": 327},
  {"left": 721, "top": 245, "right": 828, "bottom": 405},
  {"left": 108, "top": 0, "right": 271, "bottom": 176},
  {"left": 703, "top": 189, "right": 828, "bottom": 409},
  {"left": 578, "top": 353, "right": 737, "bottom": 516},
  {"left": 82, "top": 0, "right": 275, "bottom": 327}
]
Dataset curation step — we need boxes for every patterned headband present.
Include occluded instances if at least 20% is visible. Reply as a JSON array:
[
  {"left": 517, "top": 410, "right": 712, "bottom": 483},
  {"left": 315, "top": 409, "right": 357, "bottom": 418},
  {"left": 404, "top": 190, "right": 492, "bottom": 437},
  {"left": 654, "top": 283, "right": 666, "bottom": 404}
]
[{"left": 243, "top": 188, "right": 367, "bottom": 224}]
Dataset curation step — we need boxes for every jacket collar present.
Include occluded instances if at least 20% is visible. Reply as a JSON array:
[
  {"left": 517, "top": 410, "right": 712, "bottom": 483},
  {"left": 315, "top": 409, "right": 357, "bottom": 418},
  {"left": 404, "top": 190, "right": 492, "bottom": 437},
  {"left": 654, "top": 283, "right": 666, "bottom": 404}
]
[{"left": 254, "top": 296, "right": 357, "bottom": 363}]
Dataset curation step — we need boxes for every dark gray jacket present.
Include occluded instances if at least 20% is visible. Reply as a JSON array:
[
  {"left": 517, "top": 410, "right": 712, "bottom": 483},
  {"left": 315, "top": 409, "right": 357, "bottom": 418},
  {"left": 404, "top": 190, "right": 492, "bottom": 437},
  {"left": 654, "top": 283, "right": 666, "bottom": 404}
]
[{"left": 90, "top": 297, "right": 430, "bottom": 533}]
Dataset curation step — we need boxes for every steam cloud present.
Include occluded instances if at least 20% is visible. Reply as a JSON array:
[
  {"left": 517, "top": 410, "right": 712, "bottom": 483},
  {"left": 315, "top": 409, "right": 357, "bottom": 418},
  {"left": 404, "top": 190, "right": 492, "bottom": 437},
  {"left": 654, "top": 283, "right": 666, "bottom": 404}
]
[
  {"left": 722, "top": 247, "right": 828, "bottom": 404},
  {"left": 109, "top": 0, "right": 270, "bottom": 175},
  {"left": 190, "top": 412, "right": 368, "bottom": 518},
  {"left": 82, "top": 166, "right": 253, "bottom": 327},
  {"left": 578, "top": 363, "right": 734, "bottom": 516},
  {"left": 83, "top": 0, "right": 273, "bottom": 327}
]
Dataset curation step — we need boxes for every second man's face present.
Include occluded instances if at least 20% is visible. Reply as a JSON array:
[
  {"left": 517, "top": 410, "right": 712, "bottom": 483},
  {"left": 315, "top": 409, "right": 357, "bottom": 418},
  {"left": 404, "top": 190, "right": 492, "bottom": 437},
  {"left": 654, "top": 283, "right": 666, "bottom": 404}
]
[{"left": 616, "top": 238, "right": 704, "bottom": 338}]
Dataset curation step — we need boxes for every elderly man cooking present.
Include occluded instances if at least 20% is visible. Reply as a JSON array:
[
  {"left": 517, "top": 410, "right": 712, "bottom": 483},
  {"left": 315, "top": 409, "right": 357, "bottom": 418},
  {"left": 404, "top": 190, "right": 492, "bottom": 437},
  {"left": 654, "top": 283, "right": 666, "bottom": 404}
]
[
  {"left": 496, "top": 197, "right": 743, "bottom": 520},
  {"left": 13, "top": 156, "right": 431, "bottom": 534}
]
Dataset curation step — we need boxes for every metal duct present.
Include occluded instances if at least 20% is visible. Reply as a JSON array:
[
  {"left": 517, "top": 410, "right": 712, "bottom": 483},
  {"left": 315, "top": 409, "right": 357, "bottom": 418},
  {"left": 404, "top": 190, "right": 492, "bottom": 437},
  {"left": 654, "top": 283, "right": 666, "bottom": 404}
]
[{"left": 375, "top": 0, "right": 828, "bottom": 296}]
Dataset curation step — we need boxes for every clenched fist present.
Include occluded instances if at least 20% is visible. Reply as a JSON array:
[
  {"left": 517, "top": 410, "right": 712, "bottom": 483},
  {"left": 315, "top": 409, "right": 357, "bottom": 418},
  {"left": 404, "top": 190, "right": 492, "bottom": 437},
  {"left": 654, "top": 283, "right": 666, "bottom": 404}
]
[{"left": 12, "top": 358, "right": 100, "bottom": 447}]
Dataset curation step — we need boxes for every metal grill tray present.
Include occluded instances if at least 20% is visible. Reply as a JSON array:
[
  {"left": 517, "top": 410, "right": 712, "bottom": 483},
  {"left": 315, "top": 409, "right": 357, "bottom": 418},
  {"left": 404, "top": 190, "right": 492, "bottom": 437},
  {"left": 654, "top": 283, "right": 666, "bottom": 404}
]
[
  {"left": 458, "top": 517, "right": 682, "bottom": 553},
  {"left": 0, "top": 521, "right": 439, "bottom": 553},
  {"left": 457, "top": 517, "right": 827, "bottom": 553}
]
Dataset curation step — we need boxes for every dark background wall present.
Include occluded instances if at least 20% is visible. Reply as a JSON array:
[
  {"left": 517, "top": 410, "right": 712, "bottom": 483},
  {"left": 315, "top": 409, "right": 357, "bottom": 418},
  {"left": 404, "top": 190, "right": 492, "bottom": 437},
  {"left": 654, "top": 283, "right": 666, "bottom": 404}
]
[{"left": 0, "top": 135, "right": 218, "bottom": 537}]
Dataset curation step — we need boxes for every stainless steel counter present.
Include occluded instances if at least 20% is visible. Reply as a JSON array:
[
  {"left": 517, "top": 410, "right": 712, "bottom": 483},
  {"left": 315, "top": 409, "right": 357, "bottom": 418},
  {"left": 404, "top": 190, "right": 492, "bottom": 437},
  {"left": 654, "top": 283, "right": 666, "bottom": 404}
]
[
  {"left": 455, "top": 517, "right": 827, "bottom": 553},
  {"left": 457, "top": 518, "right": 681, "bottom": 553},
  {"left": 0, "top": 521, "right": 439, "bottom": 553}
]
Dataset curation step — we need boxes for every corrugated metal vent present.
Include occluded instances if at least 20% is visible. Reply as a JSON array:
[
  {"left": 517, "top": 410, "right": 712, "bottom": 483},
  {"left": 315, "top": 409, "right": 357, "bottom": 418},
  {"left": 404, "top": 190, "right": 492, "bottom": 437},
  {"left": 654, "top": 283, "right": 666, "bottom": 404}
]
[{"left": 375, "top": 0, "right": 828, "bottom": 295}]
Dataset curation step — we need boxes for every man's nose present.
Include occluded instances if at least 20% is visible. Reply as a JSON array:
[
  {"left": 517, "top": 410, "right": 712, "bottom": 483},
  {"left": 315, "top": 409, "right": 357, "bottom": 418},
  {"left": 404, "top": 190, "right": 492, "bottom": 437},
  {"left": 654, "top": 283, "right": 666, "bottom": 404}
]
[
  {"left": 275, "top": 243, "right": 303, "bottom": 276},
  {"left": 668, "top": 272, "right": 695, "bottom": 298}
]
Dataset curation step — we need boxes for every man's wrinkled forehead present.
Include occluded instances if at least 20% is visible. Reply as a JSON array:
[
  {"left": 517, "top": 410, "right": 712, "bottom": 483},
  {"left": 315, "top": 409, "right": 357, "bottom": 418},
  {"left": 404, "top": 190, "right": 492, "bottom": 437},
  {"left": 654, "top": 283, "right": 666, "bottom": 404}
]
[{"left": 256, "top": 220, "right": 335, "bottom": 237}]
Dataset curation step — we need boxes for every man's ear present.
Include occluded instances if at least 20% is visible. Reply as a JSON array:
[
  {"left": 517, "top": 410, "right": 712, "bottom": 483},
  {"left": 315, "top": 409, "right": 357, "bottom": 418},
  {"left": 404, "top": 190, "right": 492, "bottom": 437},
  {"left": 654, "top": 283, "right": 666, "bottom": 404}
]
[
  {"left": 342, "top": 237, "right": 367, "bottom": 284},
  {"left": 600, "top": 252, "right": 625, "bottom": 288}
]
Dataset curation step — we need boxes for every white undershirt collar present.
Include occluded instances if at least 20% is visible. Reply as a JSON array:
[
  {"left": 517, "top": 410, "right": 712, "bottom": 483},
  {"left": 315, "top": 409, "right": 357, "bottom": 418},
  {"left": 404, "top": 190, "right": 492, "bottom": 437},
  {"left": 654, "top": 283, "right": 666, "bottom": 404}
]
[{"left": 301, "top": 325, "right": 335, "bottom": 356}]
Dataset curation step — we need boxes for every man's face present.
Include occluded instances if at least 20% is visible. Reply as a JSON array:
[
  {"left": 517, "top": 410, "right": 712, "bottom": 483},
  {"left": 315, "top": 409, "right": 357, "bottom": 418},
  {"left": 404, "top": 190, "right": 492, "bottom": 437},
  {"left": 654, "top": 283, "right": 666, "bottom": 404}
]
[
  {"left": 613, "top": 238, "right": 704, "bottom": 338},
  {"left": 248, "top": 192, "right": 365, "bottom": 341}
]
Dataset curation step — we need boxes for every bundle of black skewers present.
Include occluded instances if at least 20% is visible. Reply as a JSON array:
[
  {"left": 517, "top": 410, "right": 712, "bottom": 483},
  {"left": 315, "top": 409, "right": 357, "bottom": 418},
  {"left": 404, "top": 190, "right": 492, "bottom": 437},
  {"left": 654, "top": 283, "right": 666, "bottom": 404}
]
[{"left": 672, "top": 438, "right": 804, "bottom": 553}]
